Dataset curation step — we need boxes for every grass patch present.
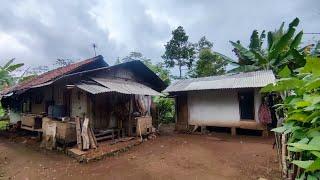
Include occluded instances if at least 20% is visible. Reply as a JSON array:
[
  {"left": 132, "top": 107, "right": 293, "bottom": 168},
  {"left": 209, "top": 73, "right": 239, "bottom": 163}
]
[{"left": 0, "top": 120, "right": 9, "bottom": 130}]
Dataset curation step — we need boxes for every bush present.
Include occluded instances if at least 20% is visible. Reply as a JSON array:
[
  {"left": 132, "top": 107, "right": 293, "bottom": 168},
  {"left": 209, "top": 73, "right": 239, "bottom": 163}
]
[{"left": 153, "top": 96, "right": 175, "bottom": 124}]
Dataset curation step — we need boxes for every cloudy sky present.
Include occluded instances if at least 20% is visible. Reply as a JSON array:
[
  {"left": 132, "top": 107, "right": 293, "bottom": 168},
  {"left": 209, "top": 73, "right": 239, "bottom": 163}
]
[{"left": 0, "top": 0, "right": 319, "bottom": 70}]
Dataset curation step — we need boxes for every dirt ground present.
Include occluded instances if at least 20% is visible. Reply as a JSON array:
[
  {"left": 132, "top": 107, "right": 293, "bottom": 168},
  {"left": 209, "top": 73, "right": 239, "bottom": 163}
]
[{"left": 0, "top": 133, "right": 281, "bottom": 180}]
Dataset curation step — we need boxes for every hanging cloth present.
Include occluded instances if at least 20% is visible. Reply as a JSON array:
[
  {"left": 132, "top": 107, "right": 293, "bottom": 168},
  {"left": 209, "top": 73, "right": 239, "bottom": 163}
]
[
  {"left": 135, "top": 95, "right": 151, "bottom": 116},
  {"left": 258, "top": 103, "right": 272, "bottom": 125}
]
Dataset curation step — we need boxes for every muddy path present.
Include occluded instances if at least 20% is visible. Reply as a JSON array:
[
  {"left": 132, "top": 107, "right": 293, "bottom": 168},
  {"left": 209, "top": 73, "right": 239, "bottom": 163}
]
[{"left": 0, "top": 133, "right": 281, "bottom": 180}]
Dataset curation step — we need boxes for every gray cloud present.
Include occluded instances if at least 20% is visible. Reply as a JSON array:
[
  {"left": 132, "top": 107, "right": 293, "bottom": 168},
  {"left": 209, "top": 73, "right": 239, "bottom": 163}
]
[{"left": 0, "top": 0, "right": 319, "bottom": 71}]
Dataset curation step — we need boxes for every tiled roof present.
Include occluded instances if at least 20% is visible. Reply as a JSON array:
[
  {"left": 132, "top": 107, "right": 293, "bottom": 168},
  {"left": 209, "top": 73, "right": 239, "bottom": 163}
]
[
  {"left": 164, "top": 70, "right": 275, "bottom": 93},
  {"left": 2, "top": 55, "right": 106, "bottom": 95}
]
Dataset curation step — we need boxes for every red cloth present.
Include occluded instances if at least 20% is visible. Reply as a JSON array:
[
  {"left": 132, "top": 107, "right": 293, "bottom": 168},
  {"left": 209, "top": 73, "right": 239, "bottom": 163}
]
[{"left": 258, "top": 103, "right": 272, "bottom": 125}]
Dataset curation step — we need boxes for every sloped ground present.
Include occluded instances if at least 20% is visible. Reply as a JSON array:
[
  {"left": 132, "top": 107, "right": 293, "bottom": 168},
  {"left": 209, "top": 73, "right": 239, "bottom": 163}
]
[{"left": 0, "top": 133, "right": 280, "bottom": 180}]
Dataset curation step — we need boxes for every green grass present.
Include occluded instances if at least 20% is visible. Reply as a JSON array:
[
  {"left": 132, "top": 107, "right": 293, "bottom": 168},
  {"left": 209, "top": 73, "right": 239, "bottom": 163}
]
[{"left": 0, "top": 120, "right": 9, "bottom": 130}]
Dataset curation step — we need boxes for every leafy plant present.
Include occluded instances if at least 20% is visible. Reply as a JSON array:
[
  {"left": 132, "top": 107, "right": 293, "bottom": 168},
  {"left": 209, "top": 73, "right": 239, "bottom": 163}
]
[
  {"left": 0, "top": 58, "right": 24, "bottom": 117},
  {"left": 0, "top": 58, "right": 24, "bottom": 90},
  {"left": 189, "top": 48, "right": 228, "bottom": 77},
  {"left": 229, "top": 18, "right": 307, "bottom": 75},
  {"left": 262, "top": 56, "right": 320, "bottom": 178},
  {"left": 153, "top": 96, "right": 175, "bottom": 124}
]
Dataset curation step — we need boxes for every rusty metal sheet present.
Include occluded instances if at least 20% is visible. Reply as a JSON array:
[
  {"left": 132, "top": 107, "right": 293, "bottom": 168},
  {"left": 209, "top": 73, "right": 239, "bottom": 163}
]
[
  {"left": 91, "top": 77, "right": 163, "bottom": 96},
  {"left": 76, "top": 83, "right": 112, "bottom": 95}
]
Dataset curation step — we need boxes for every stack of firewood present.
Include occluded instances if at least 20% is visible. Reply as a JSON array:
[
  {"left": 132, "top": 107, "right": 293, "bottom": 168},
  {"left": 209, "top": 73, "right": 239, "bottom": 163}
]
[{"left": 75, "top": 117, "right": 98, "bottom": 150}]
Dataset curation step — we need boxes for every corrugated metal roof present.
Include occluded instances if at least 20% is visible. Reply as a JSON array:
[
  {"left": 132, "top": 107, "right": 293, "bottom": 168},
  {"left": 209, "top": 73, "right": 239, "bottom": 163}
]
[
  {"left": 76, "top": 83, "right": 112, "bottom": 94},
  {"left": 1, "top": 55, "right": 107, "bottom": 95},
  {"left": 164, "top": 70, "right": 275, "bottom": 93},
  {"left": 91, "top": 77, "right": 163, "bottom": 96}
]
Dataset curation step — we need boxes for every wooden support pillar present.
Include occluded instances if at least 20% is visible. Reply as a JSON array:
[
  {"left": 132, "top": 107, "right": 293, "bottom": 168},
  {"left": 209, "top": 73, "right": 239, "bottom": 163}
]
[
  {"left": 231, "top": 127, "right": 237, "bottom": 136},
  {"left": 262, "top": 130, "right": 269, "bottom": 137},
  {"left": 75, "top": 117, "right": 82, "bottom": 149},
  {"left": 128, "top": 96, "right": 133, "bottom": 136},
  {"left": 201, "top": 126, "right": 206, "bottom": 134}
]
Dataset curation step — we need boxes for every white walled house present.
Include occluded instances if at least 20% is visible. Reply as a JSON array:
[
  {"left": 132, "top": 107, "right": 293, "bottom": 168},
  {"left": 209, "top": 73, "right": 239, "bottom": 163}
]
[{"left": 163, "top": 70, "right": 275, "bottom": 135}]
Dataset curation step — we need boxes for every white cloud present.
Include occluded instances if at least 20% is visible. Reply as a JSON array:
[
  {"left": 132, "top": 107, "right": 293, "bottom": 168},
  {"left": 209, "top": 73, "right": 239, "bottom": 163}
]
[{"left": 0, "top": 0, "right": 319, "bottom": 70}]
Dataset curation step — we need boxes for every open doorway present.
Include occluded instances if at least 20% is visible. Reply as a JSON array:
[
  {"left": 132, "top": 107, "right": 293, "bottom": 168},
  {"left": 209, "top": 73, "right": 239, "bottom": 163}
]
[{"left": 238, "top": 90, "right": 254, "bottom": 120}]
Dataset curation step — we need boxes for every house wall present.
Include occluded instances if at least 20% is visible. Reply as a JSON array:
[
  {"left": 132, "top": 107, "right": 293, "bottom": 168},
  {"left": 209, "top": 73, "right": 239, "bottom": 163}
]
[
  {"left": 93, "top": 67, "right": 136, "bottom": 81},
  {"left": 92, "top": 93, "right": 131, "bottom": 130},
  {"left": 70, "top": 88, "right": 88, "bottom": 118},
  {"left": 30, "top": 86, "right": 53, "bottom": 114},
  {"left": 187, "top": 88, "right": 262, "bottom": 127},
  {"left": 188, "top": 90, "right": 240, "bottom": 126}
]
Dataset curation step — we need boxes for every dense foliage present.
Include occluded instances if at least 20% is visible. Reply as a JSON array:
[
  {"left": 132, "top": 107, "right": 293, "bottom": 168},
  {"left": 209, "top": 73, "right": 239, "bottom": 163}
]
[
  {"left": 153, "top": 96, "right": 175, "bottom": 124},
  {"left": 262, "top": 57, "right": 320, "bottom": 179},
  {"left": 190, "top": 48, "right": 228, "bottom": 77},
  {"left": 229, "top": 18, "right": 306, "bottom": 75},
  {"left": 187, "top": 36, "right": 230, "bottom": 78}
]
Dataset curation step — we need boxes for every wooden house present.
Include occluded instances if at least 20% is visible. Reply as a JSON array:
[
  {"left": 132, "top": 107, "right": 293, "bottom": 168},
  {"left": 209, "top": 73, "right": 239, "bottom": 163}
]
[{"left": 1, "top": 56, "right": 165, "bottom": 146}]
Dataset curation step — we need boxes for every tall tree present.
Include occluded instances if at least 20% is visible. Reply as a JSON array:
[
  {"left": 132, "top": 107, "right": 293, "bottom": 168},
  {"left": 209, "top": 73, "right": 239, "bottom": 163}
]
[
  {"left": 122, "top": 51, "right": 143, "bottom": 62},
  {"left": 162, "top": 26, "right": 196, "bottom": 79},
  {"left": 189, "top": 36, "right": 230, "bottom": 78},
  {"left": 197, "top": 36, "right": 213, "bottom": 51},
  {"left": 191, "top": 49, "right": 228, "bottom": 77}
]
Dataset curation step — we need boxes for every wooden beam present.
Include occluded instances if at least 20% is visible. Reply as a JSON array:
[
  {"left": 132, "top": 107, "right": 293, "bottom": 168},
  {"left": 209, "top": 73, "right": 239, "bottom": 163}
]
[
  {"left": 81, "top": 117, "right": 90, "bottom": 150},
  {"left": 75, "top": 117, "right": 82, "bottom": 149}
]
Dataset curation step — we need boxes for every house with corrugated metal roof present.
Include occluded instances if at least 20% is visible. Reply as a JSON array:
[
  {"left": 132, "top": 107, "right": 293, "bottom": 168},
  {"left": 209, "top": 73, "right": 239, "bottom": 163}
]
[
  {"left": 1, "top": 55, "right": 165, "bottom": 149},
  {"left": 163, "top": 70, "right": 275, "bottom": 136}
]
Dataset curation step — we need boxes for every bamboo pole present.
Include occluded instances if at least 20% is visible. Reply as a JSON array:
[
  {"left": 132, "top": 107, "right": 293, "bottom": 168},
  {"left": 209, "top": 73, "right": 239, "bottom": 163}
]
[{"left": 282, "top": 133, "right": 288, "bottom": 178}]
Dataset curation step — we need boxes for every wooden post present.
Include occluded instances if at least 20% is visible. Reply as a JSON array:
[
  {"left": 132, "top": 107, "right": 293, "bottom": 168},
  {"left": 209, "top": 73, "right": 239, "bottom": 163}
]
[
  {"left": 231, "top": 127, "right": 236, "bottom": 136},
  {"left": 128, "top": 96, "right": 133, "bottom": 136},
  {"left": 88, "top": 126, "right": 97, "bottom": 149},
  {"left": 89, "top": 127, "right": 98, "bottom": 147},
  {"left": 138, "top": 120, "right": 143, "bottom": 142},
  {"left": 75, "top": 117, "right": 82, "bottom": 149},
  {"left": 281, "top": 133, "right": 288, "bottom": 178},
  {"left": 82, "top": 117, "right": 90, "bottom": 150},
  {"left": 201, "top": 126, "right": 206, "bottom": 134}
]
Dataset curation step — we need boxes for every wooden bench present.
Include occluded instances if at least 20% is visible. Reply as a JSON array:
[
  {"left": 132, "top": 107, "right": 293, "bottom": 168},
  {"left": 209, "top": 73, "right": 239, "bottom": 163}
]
[{"left": 94, "top": 128, "right": 125, "bottom": 142}]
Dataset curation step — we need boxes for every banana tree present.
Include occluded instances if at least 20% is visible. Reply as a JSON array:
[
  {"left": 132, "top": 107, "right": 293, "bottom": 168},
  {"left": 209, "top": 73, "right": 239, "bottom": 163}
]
[
  {"left": 229, "top": 18, "right": 306, "bottom": 76},
  {"left": 0, "top": 58, "right": 24, "bottom": 90},
  {"left": 0, "top": 59, "right": 24, "bottom": 116},
  {"left": 261, "top": 57, "right": 320, "bottom": 179}
]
